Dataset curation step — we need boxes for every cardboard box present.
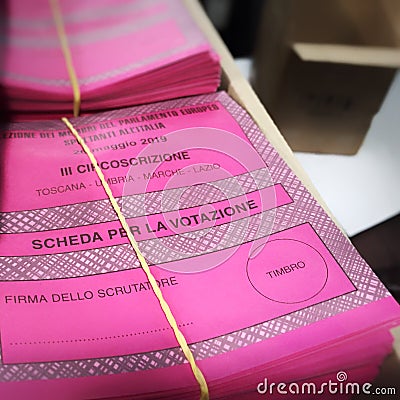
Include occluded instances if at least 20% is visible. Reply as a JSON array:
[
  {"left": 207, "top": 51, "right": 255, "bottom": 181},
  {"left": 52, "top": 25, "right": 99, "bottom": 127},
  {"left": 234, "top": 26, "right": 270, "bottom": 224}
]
[
  {"left": 185, "top": 0, "right": 400, "bottom": 391},
  {"left": 253, "top": 0, "right": 400, "bottom": 154},
  {"left": 183, "top": 0, "right": 336, "bottom": 221}
]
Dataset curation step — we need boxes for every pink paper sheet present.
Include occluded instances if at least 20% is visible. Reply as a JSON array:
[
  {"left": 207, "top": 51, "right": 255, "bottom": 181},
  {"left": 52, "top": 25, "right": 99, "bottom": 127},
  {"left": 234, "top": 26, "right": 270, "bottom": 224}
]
[
  {"left": 0, "top": 91, "right": 399, "bottom": 399},
  {"left": 1, "top": 0, "right": 220, "bottom": 118}
]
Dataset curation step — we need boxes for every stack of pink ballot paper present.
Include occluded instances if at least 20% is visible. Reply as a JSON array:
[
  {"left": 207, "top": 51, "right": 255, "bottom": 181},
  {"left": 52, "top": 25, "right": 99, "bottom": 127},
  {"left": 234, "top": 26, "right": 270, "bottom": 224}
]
[
  {"left": 1, "top": 0, "right": 220, "bottom": 120},
  {"left": 0, "top": 92, "right": 399, "bottom": 399}
]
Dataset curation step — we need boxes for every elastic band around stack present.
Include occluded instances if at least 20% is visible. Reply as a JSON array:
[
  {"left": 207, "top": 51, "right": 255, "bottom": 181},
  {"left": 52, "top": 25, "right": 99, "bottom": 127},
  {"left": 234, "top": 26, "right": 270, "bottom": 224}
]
[
  {"left": 49, "top": 0, "right": 81, "bottom": 117},
  {"left": 61, "top": 117, "right": 209, "bottom": 399},
  {"left": 50, "top": 1, "right": 209, "bottom": 396}
]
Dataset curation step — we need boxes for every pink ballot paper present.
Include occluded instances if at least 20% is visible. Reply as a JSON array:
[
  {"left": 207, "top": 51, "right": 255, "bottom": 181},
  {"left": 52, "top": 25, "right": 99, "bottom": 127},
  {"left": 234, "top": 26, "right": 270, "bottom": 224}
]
[
  {"left": 0, "top": 91, "right": 399, "bottom": 399},
  {"left": 1, "top": 0, "right": 220, "bottom": 120}
]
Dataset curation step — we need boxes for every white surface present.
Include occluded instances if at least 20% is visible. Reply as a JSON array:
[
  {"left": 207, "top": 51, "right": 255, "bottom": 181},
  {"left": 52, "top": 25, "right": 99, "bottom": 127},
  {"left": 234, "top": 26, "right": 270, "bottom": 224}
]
[
  {"left": 295, "top": 70, "right": 400, "bottom": 236},
  {"left": 234, "top": 58, "right": 253, "bottom": 81},
  {"left": 235, "top": 58, "right": 400, "bottom": 237}
]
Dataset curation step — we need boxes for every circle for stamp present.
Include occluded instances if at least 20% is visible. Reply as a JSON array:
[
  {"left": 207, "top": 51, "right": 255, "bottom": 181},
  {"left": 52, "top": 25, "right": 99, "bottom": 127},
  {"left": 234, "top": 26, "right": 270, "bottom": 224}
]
[{"left": 246, "top": 239, "right": 328, "bottom": 304}]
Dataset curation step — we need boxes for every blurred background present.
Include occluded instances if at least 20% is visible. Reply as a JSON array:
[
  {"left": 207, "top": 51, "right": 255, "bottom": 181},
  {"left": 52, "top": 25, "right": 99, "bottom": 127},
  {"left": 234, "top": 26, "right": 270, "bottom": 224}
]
[{"left": 201, "top": 0, "right": 400, "bottom": 301}]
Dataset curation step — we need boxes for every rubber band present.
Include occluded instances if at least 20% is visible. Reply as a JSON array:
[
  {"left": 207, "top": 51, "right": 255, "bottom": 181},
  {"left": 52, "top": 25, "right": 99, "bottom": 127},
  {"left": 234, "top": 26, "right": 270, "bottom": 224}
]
[
  {"left": 49, "top": 0, "right": 81, "bottom": 117},
  {"left": 61, "top": 117, "right": 209, "bottom": 400},
  {"left": 51, "top": 1, "right": 209, "bottom": 395}
]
